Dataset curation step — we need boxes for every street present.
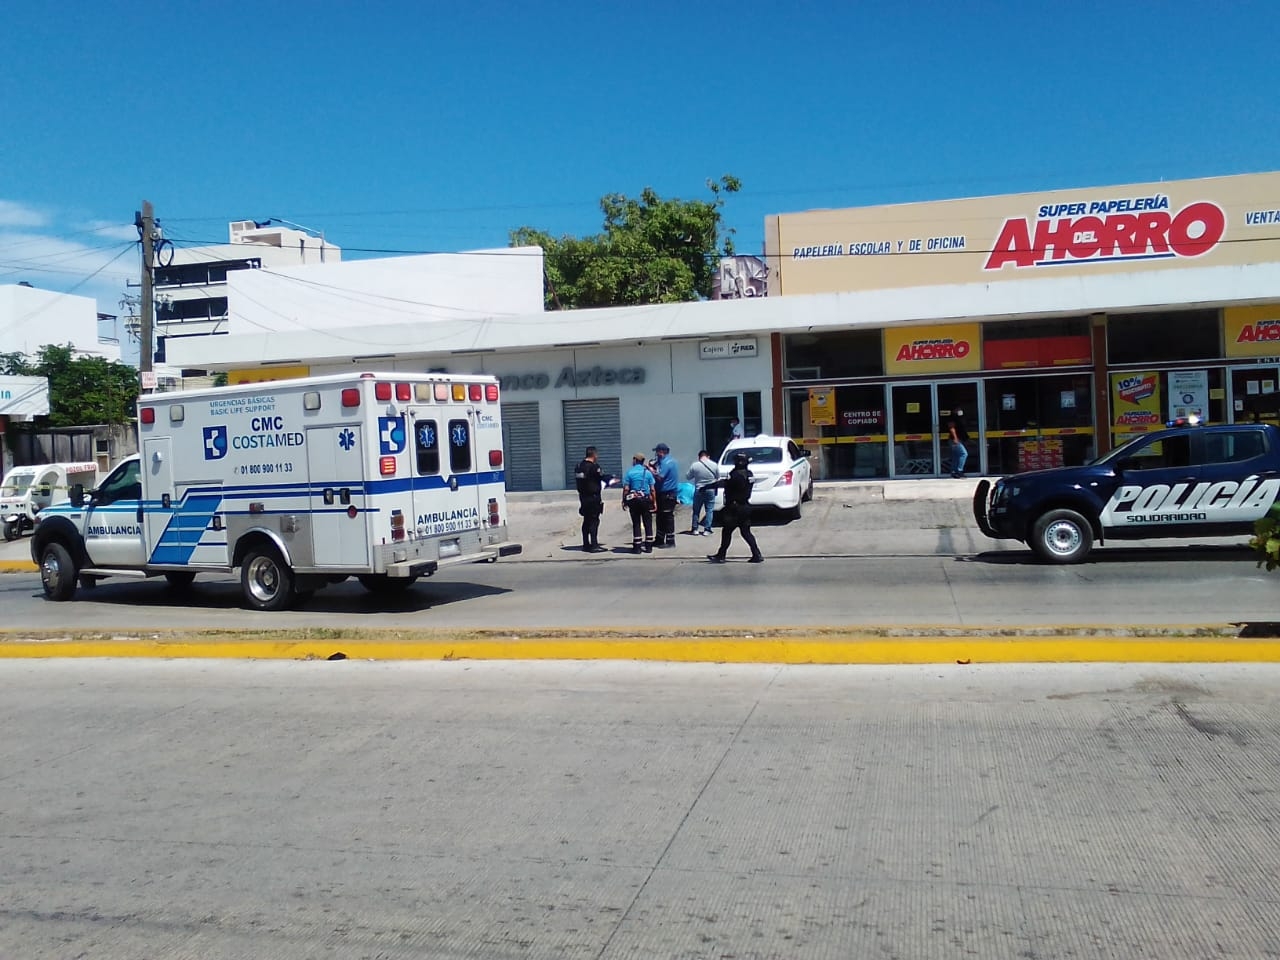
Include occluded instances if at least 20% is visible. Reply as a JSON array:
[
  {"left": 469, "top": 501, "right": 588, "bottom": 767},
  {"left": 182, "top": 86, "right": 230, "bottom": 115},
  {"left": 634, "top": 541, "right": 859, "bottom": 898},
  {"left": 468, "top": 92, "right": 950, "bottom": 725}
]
[{"left": 2, "top": 659, "right": 1279, "bottom": 958}]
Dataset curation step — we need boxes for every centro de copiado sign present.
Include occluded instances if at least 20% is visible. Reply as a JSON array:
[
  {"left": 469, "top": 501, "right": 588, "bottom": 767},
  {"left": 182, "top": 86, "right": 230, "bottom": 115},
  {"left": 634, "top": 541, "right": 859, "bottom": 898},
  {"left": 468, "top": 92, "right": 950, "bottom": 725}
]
[{"left": 498, "top": 365, "right": 646, "bottom": 392}]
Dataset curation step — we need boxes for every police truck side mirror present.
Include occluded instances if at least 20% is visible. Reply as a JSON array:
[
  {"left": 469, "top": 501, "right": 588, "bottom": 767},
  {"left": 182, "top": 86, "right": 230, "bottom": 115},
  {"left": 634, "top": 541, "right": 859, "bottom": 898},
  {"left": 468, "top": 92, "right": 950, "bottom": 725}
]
[{"left": 69, "top": 483, "right": 85, "bottom": 507}]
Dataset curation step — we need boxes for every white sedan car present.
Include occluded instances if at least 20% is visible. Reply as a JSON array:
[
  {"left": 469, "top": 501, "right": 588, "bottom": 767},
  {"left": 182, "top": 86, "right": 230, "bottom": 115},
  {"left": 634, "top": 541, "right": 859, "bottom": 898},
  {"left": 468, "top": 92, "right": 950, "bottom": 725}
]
[{"left": 715, "top": 435, "right": 814, "bottom": 518}]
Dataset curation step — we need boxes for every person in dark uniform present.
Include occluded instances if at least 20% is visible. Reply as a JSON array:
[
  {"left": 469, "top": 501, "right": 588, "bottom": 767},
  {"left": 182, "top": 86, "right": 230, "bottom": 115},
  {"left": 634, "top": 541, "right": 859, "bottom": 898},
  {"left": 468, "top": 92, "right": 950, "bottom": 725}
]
[
  {"left": 574, "top": 446, "right": 610, "bottom": 553},
  {"left": 706, "top": 452, "right": 763, "bottom": 563}
]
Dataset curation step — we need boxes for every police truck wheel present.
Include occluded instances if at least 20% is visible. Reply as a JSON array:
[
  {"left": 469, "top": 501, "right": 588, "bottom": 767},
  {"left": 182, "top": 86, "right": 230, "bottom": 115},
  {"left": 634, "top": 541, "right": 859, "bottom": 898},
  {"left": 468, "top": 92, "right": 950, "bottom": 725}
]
[
  {"left": 357, "top": 574, "right": 417, "bottom": 594},
  {"left": 164, "top": 571, "right": 196, "bottom": 590},
  {"left": 240, "top": 545, "right": 295, "bottom": 611},
  {"left": 1029, "top": 509, "right": 1094, "bottom": 564},
  {"left": 40, "top": 542, "right": 78, "bottom": 601}
]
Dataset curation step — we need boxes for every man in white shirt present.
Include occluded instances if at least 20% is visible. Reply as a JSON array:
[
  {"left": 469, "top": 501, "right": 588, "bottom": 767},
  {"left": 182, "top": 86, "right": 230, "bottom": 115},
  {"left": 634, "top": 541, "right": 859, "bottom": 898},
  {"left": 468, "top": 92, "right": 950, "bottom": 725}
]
[{"left": 686, "top": 449, "right": 719, "bottom": 535}]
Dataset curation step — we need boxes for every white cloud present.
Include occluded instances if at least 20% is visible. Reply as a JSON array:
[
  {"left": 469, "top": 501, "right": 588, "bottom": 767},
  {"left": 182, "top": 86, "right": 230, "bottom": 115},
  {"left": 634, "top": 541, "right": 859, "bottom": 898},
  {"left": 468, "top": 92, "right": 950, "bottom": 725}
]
[{"left": 0, "top": 200, "right": 50, "bottom": 228}]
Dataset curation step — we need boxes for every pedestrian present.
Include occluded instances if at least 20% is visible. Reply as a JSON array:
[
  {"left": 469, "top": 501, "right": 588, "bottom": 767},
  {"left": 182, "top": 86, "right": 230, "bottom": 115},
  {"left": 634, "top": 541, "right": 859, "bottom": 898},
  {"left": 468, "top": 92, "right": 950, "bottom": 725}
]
[
  {"left": 650, "top": 443, "right": 680, "bottom": 547},
  {"left": 706, "top": 451, "right": 763, "bottom": 563},
  {"left": 728, "top": 417, "right": 744, "bottom": 441},
  {"left": 621, "top": 452, "right": 656, "bottom": 553},
  {"left": 686, "top": 449, "right": 718, "bottom": 536},
  {"left": 573, "top": 446, "right": 610, "bottom": 553},
  {"left": 947, "top": 410, "right": 970, "bottom": 479}
]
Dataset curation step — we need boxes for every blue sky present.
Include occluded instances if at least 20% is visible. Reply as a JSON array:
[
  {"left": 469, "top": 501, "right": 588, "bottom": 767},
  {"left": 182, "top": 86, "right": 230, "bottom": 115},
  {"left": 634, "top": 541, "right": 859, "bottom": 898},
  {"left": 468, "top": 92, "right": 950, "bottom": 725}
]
[{"left": 1, "top": 0, "right": 1276, "bottom": 347}]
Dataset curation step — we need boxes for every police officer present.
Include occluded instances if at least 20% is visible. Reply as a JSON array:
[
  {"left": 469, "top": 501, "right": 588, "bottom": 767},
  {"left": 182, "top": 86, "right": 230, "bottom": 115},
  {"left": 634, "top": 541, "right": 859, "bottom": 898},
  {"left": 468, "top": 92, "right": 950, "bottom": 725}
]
[
  {"left": 574, "top": 446, "right": 609, "bottom": 553},
  {"left": 706, "top": 452, "right": 763, "bottom": 563},
  {"left": 651, "top": 442, "right": 679, "bottom": 547}
]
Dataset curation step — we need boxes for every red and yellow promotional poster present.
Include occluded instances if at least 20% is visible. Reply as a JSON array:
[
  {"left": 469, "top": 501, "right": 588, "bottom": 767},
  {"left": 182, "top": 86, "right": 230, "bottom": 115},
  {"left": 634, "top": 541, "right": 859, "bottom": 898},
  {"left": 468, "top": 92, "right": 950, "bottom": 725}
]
[
  {"left": 1111, "top": 372, "right": 1162, "bottom": 431},
  {"left": 883, "top": 323, "right": 981, "bottom": 375}
]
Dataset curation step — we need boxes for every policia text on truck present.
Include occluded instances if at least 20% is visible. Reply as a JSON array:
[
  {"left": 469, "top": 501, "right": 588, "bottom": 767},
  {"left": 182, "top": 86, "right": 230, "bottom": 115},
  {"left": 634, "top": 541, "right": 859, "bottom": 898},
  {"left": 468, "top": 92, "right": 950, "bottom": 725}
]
[
  {"left": 973, "top": 420, "right": 1280, "bottom": 563},
  {"left": 31, "top": 373, "right": 521, "bottom": 610}
]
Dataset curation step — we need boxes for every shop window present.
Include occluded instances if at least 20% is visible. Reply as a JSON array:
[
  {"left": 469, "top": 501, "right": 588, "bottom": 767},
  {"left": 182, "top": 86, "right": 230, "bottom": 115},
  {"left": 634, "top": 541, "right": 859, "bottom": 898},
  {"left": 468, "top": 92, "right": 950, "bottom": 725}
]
[
  {"left": 984, "top": 374, "right": 1095, "bottom": 475},
  {"left": 783, "top": 329, "right": 883, "bottom": 380},
  {"left": 787, "top": 383, "right": 888, "bottom": 480},
  {"left": 1107, "top": 309, "right": 1220, "bottom": 364}
]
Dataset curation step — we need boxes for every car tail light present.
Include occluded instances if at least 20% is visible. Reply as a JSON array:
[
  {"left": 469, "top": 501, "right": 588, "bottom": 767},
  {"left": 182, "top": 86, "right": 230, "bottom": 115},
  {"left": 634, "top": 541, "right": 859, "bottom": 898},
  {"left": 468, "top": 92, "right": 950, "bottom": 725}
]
[
  {"left": 774, "top": 470, "right": 794, "bottom": 487},
  {"left": 374, "top": 382, "right": 392, "bottom": 401},
  {"left": 489, "top": 449, "right": 503, "bottom": 468},
  {"left": 395, "top": 383, "right": 411, "bottom": 401},
  {"left": 341, "top": 388, "right": 360, "bottom": 408},
  {"left": 485, "top": 384, "right": 499, "bottom": 402},
  {"left": 487, "top": 498, "right": 500, "bottom": 526},
  {"left": 140, "top": 407, "right": 156, "bottom": 424}
]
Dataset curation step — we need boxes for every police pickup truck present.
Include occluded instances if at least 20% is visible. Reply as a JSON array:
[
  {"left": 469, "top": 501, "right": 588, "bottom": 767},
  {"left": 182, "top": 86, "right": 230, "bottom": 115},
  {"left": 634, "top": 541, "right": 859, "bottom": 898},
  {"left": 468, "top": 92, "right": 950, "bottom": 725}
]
[{"left": 973, "top": 420, "right": 1280, "bottom": 563}]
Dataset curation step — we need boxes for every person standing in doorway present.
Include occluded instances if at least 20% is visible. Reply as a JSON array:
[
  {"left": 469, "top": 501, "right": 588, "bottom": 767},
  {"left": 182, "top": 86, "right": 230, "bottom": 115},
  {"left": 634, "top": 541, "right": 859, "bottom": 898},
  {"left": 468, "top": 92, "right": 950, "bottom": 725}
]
[
  {"left": 686, "top": 449, "right": 718, "bottom": 536},
  {"left": 706, "top": 452, "right": 763, "bottom": 563},
  {"left": 651, "top": 442, "right": 680, "bottom": 547},
  {"left": 728, "top": 417, "right": 744, "bottom": 442},
  {"left": 574, "top": 446, "right": 609, "bottom": 552},
  {"left": 621, "top": 452, "right": 656, "bottom": 553},
  {"left": 947, "top": 410, "right": 970, "bottom": 478}
]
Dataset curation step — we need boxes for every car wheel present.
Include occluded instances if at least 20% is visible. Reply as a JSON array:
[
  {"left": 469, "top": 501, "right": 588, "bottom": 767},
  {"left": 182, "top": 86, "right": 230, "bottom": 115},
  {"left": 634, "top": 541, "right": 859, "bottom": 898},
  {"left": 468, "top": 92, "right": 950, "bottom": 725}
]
[
  {"left": 40, "top": 542, "right": 78, "bottom": 601},
  {"left": 357, "top": 574, "right": 418, "bottom": 594},
  {"left": 802, "top": 480, "right": 814, "bottom": 503},
  {"left": 164, "top": 571, "right": 197, "bottom": 590},
  {"left": 240, "top": 544, "right": 295, "bottom": 611},
  {"left": 1029, "top": 509, "right": 1094, "bottom": 564},
  {"left": 2, "top": 519, "right": 17, "bottom": 542}
]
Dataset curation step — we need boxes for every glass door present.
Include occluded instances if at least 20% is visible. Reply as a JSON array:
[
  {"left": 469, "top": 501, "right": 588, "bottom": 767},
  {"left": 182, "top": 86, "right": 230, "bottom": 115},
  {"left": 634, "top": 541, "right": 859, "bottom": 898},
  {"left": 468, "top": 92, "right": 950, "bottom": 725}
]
[
  {"left": 890, "top": 383, "right": 936, "bottom": 476},
  {"left": 702, "top": 391, "right": 763, "bottom": 460},
  {"left": 1229, "top": 366, "right": 1280, "bottom": 425},
  {"left": 937, "top": 380, "right": 981, "bottom": 477}
]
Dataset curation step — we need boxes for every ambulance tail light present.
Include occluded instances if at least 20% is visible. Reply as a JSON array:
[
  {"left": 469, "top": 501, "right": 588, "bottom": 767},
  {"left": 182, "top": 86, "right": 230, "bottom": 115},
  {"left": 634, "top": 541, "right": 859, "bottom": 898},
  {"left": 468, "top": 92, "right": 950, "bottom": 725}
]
[
  {"left": 485, "top": 384, "right": 499, "bottom": 402},
  {"left": 774, "top": 470, "right": 795, "bottom": 487},
  {"left": 341, "top": 388, "right": 360, "bottom": 408},
  {"left": 390, "top": 509, "right": 406, "bottom": 541},
  {"left": 489, "top": 449, "right": 503, "bottom": 468},
  {"left": 379, "top": 456, "right": 397, "bottom": 475},
  {"left": 469, "top": 384, "right": 483, "bottom": 402},
  {"left": 395, "top": 383, "right": 411, "bottom": 402},
  {"left": 140, "top": 407, "right": 156, "bottom": 424},
  {"left": 452, "top": 384, "right": 466, "bottom": 402},
  {"left": 374, "top": 381, "right": 392, "bottom": 402},
  {"left": 487, "top": 498, "right": 500, "bottom": 527}
]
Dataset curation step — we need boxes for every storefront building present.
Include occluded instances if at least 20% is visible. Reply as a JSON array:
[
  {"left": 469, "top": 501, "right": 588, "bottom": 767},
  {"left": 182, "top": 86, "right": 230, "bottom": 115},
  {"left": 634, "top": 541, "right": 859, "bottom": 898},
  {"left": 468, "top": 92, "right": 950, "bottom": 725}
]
[
  {"left": 168, "top": 171, "right": 1280, "bottom": 488},
  {"left": 766, "top": 170, "right": 1280, "bottom": 479}
]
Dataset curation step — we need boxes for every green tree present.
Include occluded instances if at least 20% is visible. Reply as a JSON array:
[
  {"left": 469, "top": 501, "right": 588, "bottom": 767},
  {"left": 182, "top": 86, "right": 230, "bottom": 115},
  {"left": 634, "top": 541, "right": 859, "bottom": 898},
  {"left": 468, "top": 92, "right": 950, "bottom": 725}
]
[
  {"left": 2, "top": 344, "right": 139, "bottom": 426},
  {"left": 510, "top": 176, "right": 742, "bottom": 309}
]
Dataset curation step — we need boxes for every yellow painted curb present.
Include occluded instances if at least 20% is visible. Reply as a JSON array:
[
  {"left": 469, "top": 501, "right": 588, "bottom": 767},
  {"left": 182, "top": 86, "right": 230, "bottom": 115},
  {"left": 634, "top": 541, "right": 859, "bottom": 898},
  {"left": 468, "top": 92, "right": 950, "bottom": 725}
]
[
  {"left": 0, "top": 561, "right": 35, "bottom": 573},
  {"left": 0, "top": 636, "right": 1277, "bottom": 663}
]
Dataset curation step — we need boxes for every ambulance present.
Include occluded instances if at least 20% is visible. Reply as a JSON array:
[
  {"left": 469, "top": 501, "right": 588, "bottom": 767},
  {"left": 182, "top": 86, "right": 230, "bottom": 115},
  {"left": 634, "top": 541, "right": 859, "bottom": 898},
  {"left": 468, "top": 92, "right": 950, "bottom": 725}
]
[{"left": 31, "top": 372, "right": 521, "bottom": 609}]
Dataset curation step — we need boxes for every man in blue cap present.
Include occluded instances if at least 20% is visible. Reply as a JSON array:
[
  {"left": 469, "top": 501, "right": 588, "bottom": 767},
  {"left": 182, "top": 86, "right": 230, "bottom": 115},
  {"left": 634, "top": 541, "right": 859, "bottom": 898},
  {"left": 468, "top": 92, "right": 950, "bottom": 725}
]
[{"left": 651, "top": 442, "right": 679, "bottom": 547}]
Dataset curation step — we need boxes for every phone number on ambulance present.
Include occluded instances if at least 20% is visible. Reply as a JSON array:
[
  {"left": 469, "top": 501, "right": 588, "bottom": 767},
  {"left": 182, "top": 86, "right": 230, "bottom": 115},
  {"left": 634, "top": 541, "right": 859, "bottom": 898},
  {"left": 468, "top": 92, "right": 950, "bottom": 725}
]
[
  {"left": 236, "top": 463, "right": 294, "bottom": 475},
  {"left": 424, "top": 519, "right": 480, "bottom": 534}
]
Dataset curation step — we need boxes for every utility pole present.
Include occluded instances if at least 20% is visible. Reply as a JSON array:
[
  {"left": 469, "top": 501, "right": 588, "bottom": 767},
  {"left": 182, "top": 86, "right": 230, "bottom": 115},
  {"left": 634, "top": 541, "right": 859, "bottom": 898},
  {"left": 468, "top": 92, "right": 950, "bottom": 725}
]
[{"left": 136, "top": 201, "right": 156, "bottom": 389}]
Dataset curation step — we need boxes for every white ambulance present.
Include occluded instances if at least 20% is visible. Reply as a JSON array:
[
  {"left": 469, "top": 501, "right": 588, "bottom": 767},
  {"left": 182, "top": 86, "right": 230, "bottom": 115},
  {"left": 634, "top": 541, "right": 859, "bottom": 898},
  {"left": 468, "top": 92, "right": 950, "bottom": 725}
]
[{"left": 31, "top": 372, "right": 522, "bottom": 609}]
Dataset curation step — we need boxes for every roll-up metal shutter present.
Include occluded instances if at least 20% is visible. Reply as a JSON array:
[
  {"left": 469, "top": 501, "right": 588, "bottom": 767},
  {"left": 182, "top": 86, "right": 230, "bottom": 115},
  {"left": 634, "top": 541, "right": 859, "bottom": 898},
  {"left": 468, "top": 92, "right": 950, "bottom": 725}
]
[
  {"left": 562, "top": 398, "right": 622, "bottom": 489},
  {"left": 500, "top": 402, "right": 543, "bottom": 492}
]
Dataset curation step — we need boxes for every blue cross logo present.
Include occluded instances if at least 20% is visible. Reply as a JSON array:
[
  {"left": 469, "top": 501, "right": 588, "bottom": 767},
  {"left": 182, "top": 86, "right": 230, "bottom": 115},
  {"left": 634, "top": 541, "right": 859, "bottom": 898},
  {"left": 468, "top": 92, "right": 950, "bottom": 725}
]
[
  {"left": 338, "top": 428, "right": 356, "bottom": 451},
  {"left": 379, "top": 416, "right": 406, "bottom": 455},
  {"left": 203, "top": 426, "right": 228, "bottom": 460},
  {"left": 451, "top": 423, "right": 468, "bottom": 447}
]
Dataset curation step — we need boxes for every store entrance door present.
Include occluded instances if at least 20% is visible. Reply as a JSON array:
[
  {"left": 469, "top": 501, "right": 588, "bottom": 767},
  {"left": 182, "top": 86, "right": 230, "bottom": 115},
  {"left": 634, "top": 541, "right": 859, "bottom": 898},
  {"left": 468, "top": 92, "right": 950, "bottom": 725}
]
[
  {"left": 1229, "top": 366, "right": 1280, "bottom": 425},
  {"left": 890, "top": 380, "right": 981, "bottom": 477},
  {"left": 890, "top": 383, "right": 936, "bottom": 476}
]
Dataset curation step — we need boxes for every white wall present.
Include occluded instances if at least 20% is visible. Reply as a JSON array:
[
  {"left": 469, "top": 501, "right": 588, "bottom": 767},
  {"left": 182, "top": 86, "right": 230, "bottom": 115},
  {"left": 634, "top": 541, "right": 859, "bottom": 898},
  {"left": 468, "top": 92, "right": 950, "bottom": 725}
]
[
  {"left": 310, "top": 340, "right": 773, "bottom": 490},
  {"left": 0, "top": 286, "right": 119, "bottom": 361},
  {"left": 227, "top": 247, "right": 545, "bottom": 336}
]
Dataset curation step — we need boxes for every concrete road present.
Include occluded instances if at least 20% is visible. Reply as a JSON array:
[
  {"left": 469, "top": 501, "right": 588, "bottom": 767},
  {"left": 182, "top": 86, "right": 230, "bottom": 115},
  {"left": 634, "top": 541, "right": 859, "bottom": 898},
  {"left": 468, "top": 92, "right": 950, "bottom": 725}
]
[{"left": 3, "top": 659, "right": 1279, "bottom": 958}]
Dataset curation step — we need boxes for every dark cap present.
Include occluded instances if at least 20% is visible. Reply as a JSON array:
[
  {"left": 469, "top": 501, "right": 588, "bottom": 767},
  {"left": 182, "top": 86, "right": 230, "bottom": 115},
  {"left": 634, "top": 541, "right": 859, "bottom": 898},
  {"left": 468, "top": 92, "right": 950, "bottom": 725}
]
[
  {"left": 653, "top": 443, "right": 669, "bottom": 453},
  {"left": 733, "top": 452, "right": 750, "bottom": 465}
]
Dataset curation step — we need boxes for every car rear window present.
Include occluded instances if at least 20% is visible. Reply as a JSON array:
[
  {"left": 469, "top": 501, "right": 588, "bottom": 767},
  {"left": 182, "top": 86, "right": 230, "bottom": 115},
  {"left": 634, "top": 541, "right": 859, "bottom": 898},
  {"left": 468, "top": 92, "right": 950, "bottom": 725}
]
[{"left": 722, "top": 446, "right": 784, "bottom": 465}]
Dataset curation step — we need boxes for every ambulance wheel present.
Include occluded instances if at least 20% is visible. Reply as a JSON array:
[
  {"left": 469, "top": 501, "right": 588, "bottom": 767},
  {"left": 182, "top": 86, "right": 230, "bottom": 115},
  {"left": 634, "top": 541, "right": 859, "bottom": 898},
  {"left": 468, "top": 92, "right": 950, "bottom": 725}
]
[
  {"left": 164, "top": 571, "right": 196, "bottom": 590},
  {"left": 241, "top": 545, "right": 295, "bottom": 611},
  {"left": 3, "top": 519, "right": 17, "bottom": 542},
  {"left": 1029, "top": 509, "right": 1093, "bottom": 564},
  {"left": 40, "top": 542, "right": 78, "bottom": 601},
  {"left": 357, "top": 574, "right": 418, "bottom": 594}
]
